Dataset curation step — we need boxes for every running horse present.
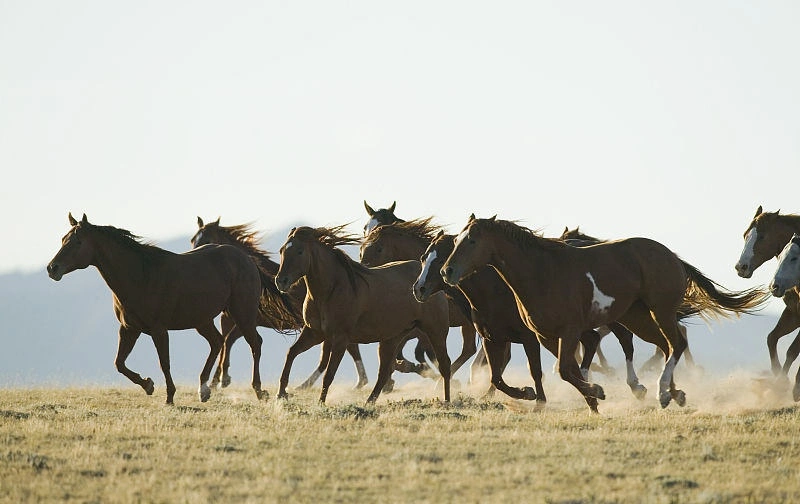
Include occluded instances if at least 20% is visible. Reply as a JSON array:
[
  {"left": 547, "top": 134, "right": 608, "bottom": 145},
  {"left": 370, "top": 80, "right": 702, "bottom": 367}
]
[
  {"left": 275, "top": 224, "right": 452, "bottom": 403},
  {"left": 191, "top": 217, "right": 369, "bottom": 390},
  {"left": 359, "top": 217, "right": 481, "bottom": 380},
  {"left": 768, "top": 234, "right": 800, "bottom": 400},
  {"left": 736, "top": 206, "right": 800, "bottom": 393},
  {"left": 442, "top": 215, "right": 769, "bottom": 412},
  {"left": 47, "top": 213, "right": 268, "bottom": 404},
  {"left": 560, "top": 226, "right": 698, "bottom": 374}
]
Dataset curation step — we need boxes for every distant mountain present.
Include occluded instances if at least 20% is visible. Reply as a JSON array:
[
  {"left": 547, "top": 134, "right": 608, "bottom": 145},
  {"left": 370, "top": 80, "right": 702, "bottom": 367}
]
[{"left": 0, "top": 228, "right": 789, "bottom": 401}]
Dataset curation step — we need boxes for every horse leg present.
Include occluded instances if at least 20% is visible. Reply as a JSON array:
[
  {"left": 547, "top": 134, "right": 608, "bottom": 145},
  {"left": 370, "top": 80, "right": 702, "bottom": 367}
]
[
  {"left": 150, "top": 330, "right": 177, "bottom": 405},
  {"left": 607, "top": 321, "right": 646, "bottom": 400},
  {"left": 679, "top": 324, "right": 697, "bottom": 368},
  {"left": 279, "top": 327, "right": 323, "bottom": 399},
  {"left": 781, "top": 332, "right": 800, "bottom": 397},
  {"left": 319, "top": 339, "right": 348, "bottom": 404},
  {"left": 413, "top": 338, "right": 438, "bottom": 378},
  {"left": 347, "top": 344, "right": 369, "bottom": 389},
  {"left": 238, "top": 325, "right": 265, "bottom": 400},
  {"left": 639, "top": 347, "right": 665, "bottom": 374},
  {"left": 469, "top": 340, "right": 489, "bottom": 385},
  {"left": 194, "top": 321, "right": 224, "bottom": 402},
  {"left": 298, "top": 341, "right": 331, "bottom": 390},
  {"left": 480, "top": 338, "right": 530, "bottom": 401},
  {"left": 418, "top": 329, "right": 453, "bottom": 402},
  {"left": 114, "top": 327, "right": 154, "bottom": 396},
  {"left": 578, "top": 329, "right": 601, "bottom": 381},
  {"left": 521, "top": 337, "right": 546, "bottom": 407},
  {"left": 212, "top": 314, "right": 238, "bottom": 389},
  {"left": 449, "top": 324, "right": 478, "bottom": 378},
  {"left": 767, "top": 307, "right": 800, "bottom": 376},
  {"left": 557, "top": 334, "right": 605, "bottom": 413},
  {"left": 367, "top": 334, "right": 407, "bottom": 403}
]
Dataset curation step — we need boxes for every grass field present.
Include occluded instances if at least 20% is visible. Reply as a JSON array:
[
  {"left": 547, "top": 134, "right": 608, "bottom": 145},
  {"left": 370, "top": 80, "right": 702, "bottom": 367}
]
[{"left": 1, "top": 368, "right": 799, "bottom": 503}]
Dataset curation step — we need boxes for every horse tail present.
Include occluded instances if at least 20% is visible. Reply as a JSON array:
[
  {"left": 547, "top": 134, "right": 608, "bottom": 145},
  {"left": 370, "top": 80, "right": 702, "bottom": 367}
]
[
  {"left": 255, "top": 263, "right": 303, "bottom": 334},
  {"left": 679, "top": 260, "right": 771, "bottom": 321}
]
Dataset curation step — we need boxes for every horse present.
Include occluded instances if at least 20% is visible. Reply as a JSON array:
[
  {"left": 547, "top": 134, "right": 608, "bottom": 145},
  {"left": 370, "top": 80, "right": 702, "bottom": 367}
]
[
  {"left": 47, "top": 213, "right": 268, "bottom": 404},
  {"left": 441, "top": 215, "right": 770, "bottom": 412},
  {"left": 363, "top": 200, "right": 403, "bottom": 235},
  {"left": 736, "top": 206, "right": 800, "bottom": 391},
  {"left": 560, "top": 226, "right": 698, "bottom": 374},
  {"left": 191, "top": 217, "right": 369, "bottom": 390},
  {"left": 359, "top": 217, "right": 482, "bottom": 380},
  {"left": 274, "top": 224, "right": 452, "bottom": 404}
]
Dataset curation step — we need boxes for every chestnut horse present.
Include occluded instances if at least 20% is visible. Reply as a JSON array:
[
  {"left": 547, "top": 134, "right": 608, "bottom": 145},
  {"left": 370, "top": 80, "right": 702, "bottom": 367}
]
[
  {"left": 442, "top": 215, "right": 769, "bottom": 412},
  {"left": 359, "top": 217, "right": 481, "bottom": 380},
  {"left": 191, "top": 217, "right": 369, "bottom": 390},
  {"left": 560, "top": 226, "right": 697, "bottom": 374},
  {"left": 47, "top": 213, "right": 268, "bottom": 404},
  {"left": 736, "top": 206, "right": 800, "bottom": 394},
  {"left": 275, "top": 225, "right": 452, "bottom": 403},
  {"left": 769, "top": 233, "right": 800, "bottom": 400}
]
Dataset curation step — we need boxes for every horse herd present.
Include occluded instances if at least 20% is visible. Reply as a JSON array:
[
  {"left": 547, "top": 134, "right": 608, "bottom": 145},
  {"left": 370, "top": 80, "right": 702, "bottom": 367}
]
[{"left": 45, "top": 203, "right": 800, "bottom": 413}]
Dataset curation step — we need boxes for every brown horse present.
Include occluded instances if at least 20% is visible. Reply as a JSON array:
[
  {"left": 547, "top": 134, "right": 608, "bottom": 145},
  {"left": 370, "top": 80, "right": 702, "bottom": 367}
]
[
  {"left": 442, "top": 215, "right": 770, "bottom": 412},
  {"left": 359, "top": 217, "right": 481, "bottom": 380},
  {"left": 275, "top": 225, "right": 452, "bottom": 403},
  {"left": 191, "top": 217, "right": 369, "bottom": 390},
  {"left": 47, "top": 213, "right": 268, "bottom": 404},
  {"left": 363, "top": 200, "right": 403, "bottom": 235},
  {"left": 736, "top": 206, "right": 800, "bottom": 391},
  {"left": 560, "top": 226, "right": 697, "bottom": 374}
]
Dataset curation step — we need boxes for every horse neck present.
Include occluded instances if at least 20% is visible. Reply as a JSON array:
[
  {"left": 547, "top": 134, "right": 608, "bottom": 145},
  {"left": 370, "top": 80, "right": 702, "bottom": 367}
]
[
  {"left": 777, "top": 214, "right": 800, "bottom": 243},
  {"left": 487, "top": 231, "right": 554, "bottom": 297},
  {"left": 90, "top": 233, "right": 152, "bottom": 300},
  {"left": 305, "top": 242, "right": 355, "bottom": 301}
]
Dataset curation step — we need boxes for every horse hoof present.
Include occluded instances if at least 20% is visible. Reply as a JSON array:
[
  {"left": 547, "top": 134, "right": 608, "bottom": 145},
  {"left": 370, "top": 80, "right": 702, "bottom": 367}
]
[
  {"left": 143, "top": 378, "right": 155, "bottom": 396},
  {"left": 586, "top": 397, "right": 599, "bottom": 413},
  {"left": 793, "top": 384, "right": 800, "bottom": 402},
  {"left": 199, "top": 384, "right": 211, "bottom": 402},
  {"left": 673, "top": 389, "right": 687, "bottom": 407},
  {"left": 382, "top": 379, "right": 395, "bottom": 393},
  {"left": 221, "top": 376, "right": 232, "bottom": 388},
  {"left": 256, "top": 389, "right": 268, "bottom": 401},
  {"left": 277, "top": 391, "right": 289, "bottom": 400},
  {"left": 659, "top": 391, "right": 672, "bottom": 408},
  {"left": 354, "top": 379, "right": 369, "bottom": 390},
  {"left": 521, "top": 386, "right": 537, "bottom": 401},
  {"left": 533, "top": 399, "right": 546, "bottom": 412},
  {"left": 632, "top": 384, "right": 647, "bottom": 400},
  {"left": 591, "top": 384, "right": 605, "bottom": 401}
]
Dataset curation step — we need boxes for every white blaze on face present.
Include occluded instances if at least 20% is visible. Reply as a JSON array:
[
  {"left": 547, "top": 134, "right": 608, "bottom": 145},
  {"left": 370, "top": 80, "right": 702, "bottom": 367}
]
[
  {"left": 364, "top": 218, "right": 379, "bottom": 235},
  {"left": 285, "top": 240, "right": 294, "bottom": 250},
  {"left": 738, "top": 228, "right": 758, "bottom": 268},
  {"left": 193, "top": 231, "right": 203, "bottom": 245},
  {"left": 454, "top": 229, "right": 469, "bottom": 247},
  {"left": 586, "top": 273, "right": 614, "bottom": 314},
  {"left": 774, "top": 241, "right": 800, "bottom": 289},
  {"left": 419, "top": 250, "right": 438, "bottom": 284}
]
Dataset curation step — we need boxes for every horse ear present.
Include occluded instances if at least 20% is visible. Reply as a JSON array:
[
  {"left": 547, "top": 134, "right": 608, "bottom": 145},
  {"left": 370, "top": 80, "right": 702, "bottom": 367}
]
[
  {"left": 436, "top": 229, "right": 444, "bottom": 237},
  {"left": 68, "top": 213, "right": 77, "bottom": 226},
  {"left": 364, "top": 201, "right": 375, "bottom": 216},
  {"left": 81, "top": 213, "right": 88, "bottom": 224},
  {"left": 197, "top": 216, "right": 204, "bottom": 228},
  {"left": 389, "top": 201, "right": 396, "bottom": 213},
  {"left": 213, "top": 217, "right": 220, "bottom": 226},
  {"left": 755, "top": 205, "right": 763, "bottom": 218},
  {"left": 489, "top": 215, "right": 497, "bottom": 221},
  {"left": 563, "top": 226, "right": 569, "bottom": 235},
  {"left": 468, "top": 213, "right": 476, "bottom": 222}
]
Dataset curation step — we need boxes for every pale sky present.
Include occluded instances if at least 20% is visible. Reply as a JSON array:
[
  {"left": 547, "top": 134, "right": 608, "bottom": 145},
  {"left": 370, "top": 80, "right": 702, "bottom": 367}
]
[{"left": 2, "top": 1, "right": 798, "bottom": 305}]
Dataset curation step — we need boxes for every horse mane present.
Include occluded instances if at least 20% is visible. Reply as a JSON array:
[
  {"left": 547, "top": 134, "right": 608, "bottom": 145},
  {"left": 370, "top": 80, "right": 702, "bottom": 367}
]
[
  {"left": 484, "top": 218, "right": 567, "bottom": 253},
  {"left": 88, "top": 223, "right": 169, "bottom": 262},
  {"left": 362, "top": 216, "right": 442, "bottom": 247},
  {"left": 210, "top": 222, "right": 279, "bottom": 274},
  {"left": 560, "top": 226, "right": 603, "bottom": 243},
  {"left": 310, "top": 224, "right": 370, "bottom": 289}
]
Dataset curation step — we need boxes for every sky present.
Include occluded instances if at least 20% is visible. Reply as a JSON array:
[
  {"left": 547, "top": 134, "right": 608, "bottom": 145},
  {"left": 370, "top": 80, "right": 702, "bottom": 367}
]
[{"left": 2, "top": 1, "right": 799, "bottom": 309}]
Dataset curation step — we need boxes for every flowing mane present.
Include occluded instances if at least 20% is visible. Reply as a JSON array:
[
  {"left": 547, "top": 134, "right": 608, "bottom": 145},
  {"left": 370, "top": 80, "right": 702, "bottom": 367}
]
[
  {"left": 89, "top": 223, "right": 170, "bottom": 264},
  {"left": 310, "top": 224, "right": 370, "bottom": 289},
  {"left": 488, "top": 218, "right": 566, "bottom": 253},
  {"left": 362, "top": 217, "right": 442, "bottom": 248},
  {"left": 215, "top": 222, "right": 270, "bottom": 255},
  {"left": 746, "top": 209, "right": 800, "bottom": 237}
]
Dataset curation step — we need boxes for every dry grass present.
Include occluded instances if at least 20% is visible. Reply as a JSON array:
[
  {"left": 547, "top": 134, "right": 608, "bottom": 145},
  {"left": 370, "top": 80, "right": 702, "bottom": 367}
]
[{"left": 1, "top": 368, "right": 800, "bottom": 503}]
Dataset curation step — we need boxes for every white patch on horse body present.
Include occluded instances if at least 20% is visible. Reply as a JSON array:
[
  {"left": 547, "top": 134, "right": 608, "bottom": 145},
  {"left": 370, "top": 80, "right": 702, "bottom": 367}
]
[
  {"left": 365, "top": 217, "right": 379, "bottom": 234},
  {"left": 419, "top": 250, "right": 438, "bottom": 284},
  {"left": 586, "top": 273, "right": 614, "bottom": 314},
  {"left": 738, "top": 228, "right": 758, "bottom": 268},
  {"left": 454, "top": 229, "right": 469, "bottom": 247}
]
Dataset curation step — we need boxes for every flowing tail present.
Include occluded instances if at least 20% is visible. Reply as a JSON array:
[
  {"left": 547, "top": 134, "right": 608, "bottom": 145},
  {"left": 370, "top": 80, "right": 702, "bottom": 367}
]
[
  {"left": 678, "top": 260, "right": 771, "bottom": 321},
  {"left": 255, "top": 263, "right": 303, "bottom": 334}
]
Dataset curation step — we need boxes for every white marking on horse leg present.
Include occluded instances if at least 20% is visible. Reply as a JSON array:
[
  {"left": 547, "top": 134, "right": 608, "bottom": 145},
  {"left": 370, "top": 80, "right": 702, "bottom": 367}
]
[
  {"left": 580, "top": 366, "right": 589, "bottom": 381},
  {"left": 586, "top": 273, "right": 615, "bottom": 314}
]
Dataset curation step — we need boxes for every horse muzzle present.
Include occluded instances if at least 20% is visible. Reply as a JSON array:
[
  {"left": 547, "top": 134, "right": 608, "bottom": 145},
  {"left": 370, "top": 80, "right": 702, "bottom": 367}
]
[
  {"left": 769, "top": 281, "right": 787, "bottom": 298},
  {"left": 735, "top": 262, "right": 753, "bottom": 278},
  {"left": 47, "top": 262, "right": 63, "bottom": 281}
]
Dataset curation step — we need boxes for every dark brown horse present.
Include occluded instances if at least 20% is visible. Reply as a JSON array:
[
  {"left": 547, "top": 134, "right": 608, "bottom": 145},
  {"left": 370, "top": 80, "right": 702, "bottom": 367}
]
[
  {"left": 363, "top": 200, "right": 403, "bottom": 235},
  {"left": 47, "top": 213, "right": 268, "bottom": 404},
  {"left": 560, "top": 226, "right": 697, "bottom": 374},
  {"left": 736, "top": 206, "right": 800, "bottom": 394},
  {"left": 191, "top": 217, "right": 369, "bottom": 390},
  {"left": 275, "top": 225, "right": 452, "bottom": 403},
  {"left": 359, "top": 217, "right": 481, "bottom": 380},
  {"left": 442, "top": 215, "right": 770, "bottom": 412}
]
